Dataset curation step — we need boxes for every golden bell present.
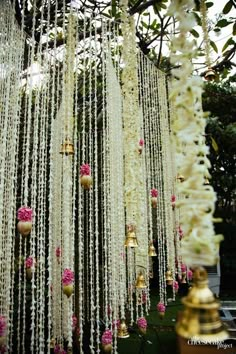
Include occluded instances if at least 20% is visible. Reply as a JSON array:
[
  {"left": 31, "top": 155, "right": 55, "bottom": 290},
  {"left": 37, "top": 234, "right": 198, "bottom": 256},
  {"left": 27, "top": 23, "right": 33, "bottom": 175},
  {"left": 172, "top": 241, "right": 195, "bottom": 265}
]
[
  {"left": 124, "top": 231, "right": 138, "bottom": 247},
  {"left": 165, "top": 269, "right": 173, "bottom": 286},
  {"left": 176, "top": 267, "right": 228, "bottom": 342},
  {"left": 60, "top": 137, "right": 74, "bottom": 155},
  {"left": 50, "top": 338, "right": 56, "bottom": 348},
  {"left": 148, "top": 243, "right": 157, "bottom": 257},
  {"left": 117, "top": 319, "right": 130, "bottom": 338},
  {"left": 204, "top": 68, "right": 216, "bottom": 81},
  {"left": 177, "top": 174, "right": 185, "bottom": 183},
  {"left": 204, "top": 177, "right": 210, "bottom": 185},
  {"left": 136, "top": 272, "right": 147, "bottom": 289}
]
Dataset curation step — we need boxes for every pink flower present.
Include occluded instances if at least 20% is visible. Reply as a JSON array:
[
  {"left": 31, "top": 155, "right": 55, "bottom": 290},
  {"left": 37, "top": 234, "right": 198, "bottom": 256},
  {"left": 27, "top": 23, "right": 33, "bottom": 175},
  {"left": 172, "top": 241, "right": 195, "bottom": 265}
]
[
  {"left": 17, "top": 206, "right": 33, "bottom": 221},
  {"left": 25, "top": 256, "right": 34, "bottom": 269},
  {"left": 181, "top": 264, "right": 187, "bottom": 273},
  {"left": 142, "top": 292, "right": 147, "bottom": 304},
  {"left": 137, "top": 317, "right": 147, "bottom": 329},
  {"left": 112, "top": 319, "right": 120, "bottom": 330},
  {"left": 54, "top": 345, "right": 66, "bottom": 354},
  {"left": 139, "top": 139, "right": 144, "bottom": 147},
  {"left": 0, "top": 316, "right": 6, "bottom": 337},
  {"left": 171, "top": 195, "right": 176, "bottom": 203},
  {"left": 72, "top": 314, "right": 77, "bottom": 330},
  {"left": 187, "top": 269, "right": 193, "bottom": 280},
  {"left": 157, "top": 302, "right": 166, "bottom": 313},
  {"left": 173, "top": 280, "right": 179, "bottom": 291},
  {"left": 101, "top": 329, "right": 112, "bottom": 345},
  {"left": 151, "top": 189, "right": 158, "bottom": 198},
  {"left": 80, "top": 164, "right": 91, "bottom": 176},
  {"left": 56, "top": 247, "right": 61, "bottom": 258},
  {"left": 62, "top": 268, "right": 74, "bottom": 286},
  {"left": 177, "top": 225, "right": 184, "bottom": 240}
]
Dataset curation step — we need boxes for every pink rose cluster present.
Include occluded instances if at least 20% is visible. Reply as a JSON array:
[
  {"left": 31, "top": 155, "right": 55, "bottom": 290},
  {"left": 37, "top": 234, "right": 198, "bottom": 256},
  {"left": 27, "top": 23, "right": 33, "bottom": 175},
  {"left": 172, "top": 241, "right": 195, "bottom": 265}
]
[
  {"left": 25, "top": 256, "right": 34, "bottom": 269},
  {"left": 101, "top": 329, "right": 112, "bottom": 345},
  {"left": 54, "top": 345, "right": 66, "bottom": 354},
  {"left": 173, "top": 280, "right": 179, "bottom": 292},
  {"left": 157, "top": 302, "right": 166, "bottom": 313},
  {"left": 80, "top": 164, "right": 91, "bottom": 176},
  {"left": 187, "top": 269, "right": 193, "bottom": 280},
  {"left": 151, "top": 189, "right": 158, "bottom": 198},
  {"left": 181, "top": 264, "right": 187, "bottom": 273},
  {"left": 62, "top": 268, "right": 74, "bottom": 286},
  {"left": 137, "top": 317, "right": 147, "bottom": 329},
  {"left": 17, "top": 206, "right": 33, "bottom": 221},
  {"left": 0, "top": 316, "right": 6, "bottom": 337},
  {"left": 171, "top": 195, "right": 176, "bottom": 203},
  {"left": 139, "top": 139, "right": 144, "bottom": 147},
  {"left": 56, "top": 247, "right": 61, "bottom": 258},
  {"left": 72, "top": 314, "right": 77, "bottom": 331}
]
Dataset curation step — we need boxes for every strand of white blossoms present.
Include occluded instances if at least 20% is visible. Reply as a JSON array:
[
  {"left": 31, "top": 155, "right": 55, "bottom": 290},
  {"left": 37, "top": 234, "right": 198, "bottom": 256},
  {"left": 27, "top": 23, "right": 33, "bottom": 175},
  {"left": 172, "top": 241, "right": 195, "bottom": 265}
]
[{"left": 168, "top": 0, "right": 223, "bottom": 266}]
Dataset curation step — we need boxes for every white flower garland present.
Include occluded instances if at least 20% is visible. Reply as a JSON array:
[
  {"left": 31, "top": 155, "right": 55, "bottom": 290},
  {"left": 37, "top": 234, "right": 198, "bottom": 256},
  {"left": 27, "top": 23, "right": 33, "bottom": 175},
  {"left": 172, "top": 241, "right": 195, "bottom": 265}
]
[{"left": 168, "top": 0, "right": 223, "bottom": 266}]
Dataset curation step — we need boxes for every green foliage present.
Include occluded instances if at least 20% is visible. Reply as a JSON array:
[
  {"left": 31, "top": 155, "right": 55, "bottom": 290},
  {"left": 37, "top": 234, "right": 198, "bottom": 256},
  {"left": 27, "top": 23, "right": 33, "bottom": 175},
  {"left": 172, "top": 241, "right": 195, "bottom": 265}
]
[{"left": 203, "top": 77, "right": 236, "bottom": 221}]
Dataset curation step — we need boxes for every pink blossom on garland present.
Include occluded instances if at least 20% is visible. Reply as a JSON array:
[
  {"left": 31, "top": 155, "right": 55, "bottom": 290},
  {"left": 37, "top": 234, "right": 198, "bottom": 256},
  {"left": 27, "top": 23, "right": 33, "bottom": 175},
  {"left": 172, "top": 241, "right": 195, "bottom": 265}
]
[
  {"left": 151, "top": 189, "right": 158, "bottom": 198},
  {"left": 62, "top": 268, "right": 74, "bottom": 286},
  {"left": 112, "top": 319, "right": 120, "bottom": 330},
  {"left": 0, "top": 316, "right": 6, "bottom": 337},
  {"left": 177, "top": 225, "right": 184, "bottom": 240},
  {"left": 157, "top": 302, "right": 166, "bottom": 313},
  {"left": 187, "top": 269, "right": 193, "bottom": 280},
  {"left": 173, "top": 280, "right": 179, "bottom": 291},
  {"left": 80, "top": 164, "right": 91, "bottom": 176},
  {"left": 56, "top": 247, "right": 61, "bottom": 258},
  {"left": 171, "top": 195, "right": 176, "bottom": 203},
  {"left": 72, "top": 314, "right": 77, "bottom": 330},
  {"left": 181, "top": 263, "right": 187, "bottom": 273},
  {"left": 139, "top": 139, "right": 144, "bottom": 147},
  {"left": 54, "top": 345, "right": 66, "bottom": 354},
  {"left": 137, "top": 317, "right": 147, "bottom": 329},
  {"left": 17, "top": 206, "right": 33, "bottom": 221},
  {"left": 101, "top": 329, "right": 112, "bottom": 345},
  {"left": 25, "top": 256, "right": 34, "bottom": 269}
]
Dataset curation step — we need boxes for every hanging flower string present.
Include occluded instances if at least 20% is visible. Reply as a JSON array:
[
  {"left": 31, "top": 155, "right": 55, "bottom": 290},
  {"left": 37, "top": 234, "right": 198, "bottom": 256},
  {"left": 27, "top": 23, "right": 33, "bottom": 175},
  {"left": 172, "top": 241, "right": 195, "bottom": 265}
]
[
  {"left": 62, "top": 268, "right": 74, "bottom": 298},
  {"left": 138, "top": 139, "right": 144, "bottom": 154},
  {"left": 177, "top": 225, "right": 184, "bottom": 240},
  {"left": 80, "top": 163, "right": 92, "bottom": 190},
  {"left": 151, "top": 189, "right": 158, "bottom": 208},
  {"left": 17, "top": 206, "right": 33, "bottom": 236}
]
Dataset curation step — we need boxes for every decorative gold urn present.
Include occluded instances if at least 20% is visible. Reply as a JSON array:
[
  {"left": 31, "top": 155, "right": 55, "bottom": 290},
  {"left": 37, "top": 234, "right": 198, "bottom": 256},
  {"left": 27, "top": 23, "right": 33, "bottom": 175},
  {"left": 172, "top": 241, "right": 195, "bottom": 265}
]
[
  {"left": 117, "top": 319, "right": 130, "bottom": 338},
  {"left": 60, "top": 137, "right": 74, "bottom": 155},
  {"left": 177, "top": 174, "right": 185, "bottom": 183},
  {"left": 148, "top": 242, "right": 157, "bottom": 257},
  {"left": 176, "top": 267, "right": 228, "bottom": 342},
  {"left": 165, "top": 269, "right": 173, "bottom": 286},
  {"left": 136, "top": 272, "right": 147, "bottom": 289}
]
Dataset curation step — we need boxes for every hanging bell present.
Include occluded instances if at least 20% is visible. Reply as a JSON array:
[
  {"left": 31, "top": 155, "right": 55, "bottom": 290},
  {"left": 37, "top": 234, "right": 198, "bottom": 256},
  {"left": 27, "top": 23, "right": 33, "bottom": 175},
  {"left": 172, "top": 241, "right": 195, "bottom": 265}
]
[
  {"left": 204, "top": 177, "right": 210, "bottom": 185},
  {"left": 60, "top": 137, "right": 74, "bottom": 155},
  {"left": 124, "top": 231, "right": 138, "bottom": 248},
  {"left": 136, "top": 272, "right": 147, "bottom": 289},
  {"left": 204, "top": 67, "right": 216, "bottom": 81},
  {"left": 50, "top": 338, "right": 56, "bottom": 348},
  {"left": 177, "top": 174, "right": 185, "bottom": 183},
  {"left": 165, "top": 269, "right": 173, "bottom": 286},
  {"left": 176, "top": 267, "right": 228, "bottom": 342},
  {"left": 148, "top": 242, "right": 157, "bottom": 257},
  {"left": 117, "top": 319, "right": 130, "bottom": 338}
]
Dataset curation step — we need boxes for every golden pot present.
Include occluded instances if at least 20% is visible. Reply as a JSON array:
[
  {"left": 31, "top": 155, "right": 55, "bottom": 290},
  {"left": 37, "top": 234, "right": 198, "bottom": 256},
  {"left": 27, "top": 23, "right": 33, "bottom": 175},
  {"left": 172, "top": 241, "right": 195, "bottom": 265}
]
[
  {"left": 151, "top": 197, "right": 157, "bottom": 208},
  {"left": 80, "top": 175, "right": 92, "bottom": 190},
  {"left": 17, "top": 221, "right": 32, "bottom": 236},
  {"left": 63, "top": 284, "right": 74, "bottom": 298},
  {"left": 102, "top": 343, "right": 112, "bottom": 352},
  {"left": 138, "top": 327, "right": 147, "bottom": 335},
  {"left": 26, "top": 268, "right": 32, "bottom": 280}
]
